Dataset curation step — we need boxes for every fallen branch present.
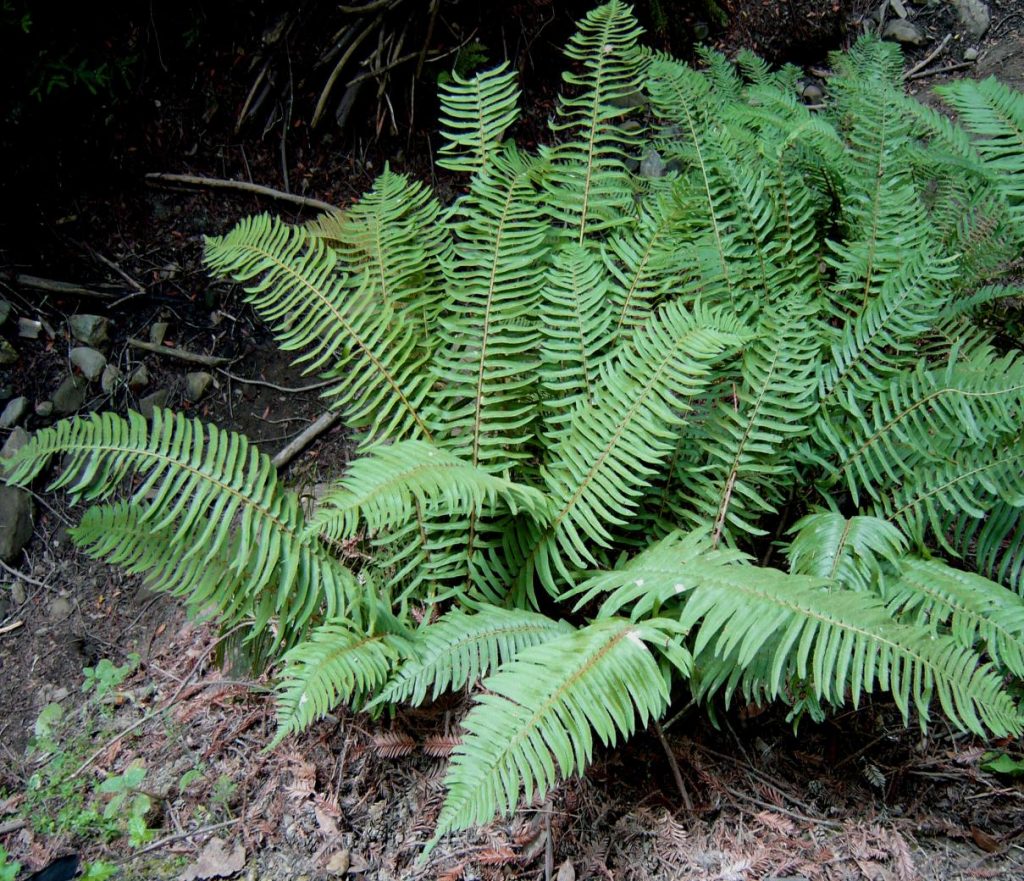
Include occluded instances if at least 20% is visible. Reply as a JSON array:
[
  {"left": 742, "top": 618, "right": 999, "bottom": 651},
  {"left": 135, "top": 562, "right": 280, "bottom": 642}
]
[
  {"left": 216, "top": 368, "right": 335, "bottom": 394},
  {"left": 906, "top": 60, "right": 974, "bottom": 82},
  {"left": 144, "top": 173, "right": 336, "bottom": 214},
  {"left": 127, "top": 337, "right": 230, "bottom": 367},
  {"left": 271, "top": 411, "right": 341, "bottom": 469},
  {"left": 118, "top": 818, "right": 242, "bottom": 863},
  {"left": 653, "top": 719, "right": 693, "bottom": 812},
  {"left": 0, "top": 818, "right": 27, "bottom": 835},
  {"left": 903, "top": 33, "right": 951, "bottom": 80},
  {"left": 0, "top": 620, "right": 24, "bottom": 636},
  {"left": 10, "top": 272, "right": 117, "bottom": 301}
]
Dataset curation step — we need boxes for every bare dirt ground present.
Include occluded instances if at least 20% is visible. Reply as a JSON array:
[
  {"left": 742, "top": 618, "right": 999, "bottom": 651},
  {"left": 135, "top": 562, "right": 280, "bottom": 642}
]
[{"left": 1, "top": 1, "right": 1023, "bottom": 879}]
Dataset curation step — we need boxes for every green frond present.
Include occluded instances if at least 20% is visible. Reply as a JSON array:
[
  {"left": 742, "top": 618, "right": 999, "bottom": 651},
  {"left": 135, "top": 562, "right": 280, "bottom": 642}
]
[
  {"left": 940, "top": 284, "right": 1024, "bottom": 321},
  {"left": 373, "top": 605, "right": 573, "bottom": 707},
  {"left": 4, "top": 409, "right": 358, "bottom": 638},
  {"left": 697, "top": 45, "right": 743, "bottom": 97},
  {"left": 272, "top": 617, "right": 414, "bottom": 745},
  {"left": 438, "top": 62, "right": 521, "bottom": 174},
  {"left": 430, "top": 616, "right": 684, "bottom": 845},
  {"left": 948, "top": 501, "right": 1024, "bottom": 596},
  {"left": 306, "top": 440, "right": 551, "bottom": 542},
  {"left": 306, "top": 168, "right": 451, "bottom": 335},
  {"left": 205, "top": 214, "right": 434, "bottom": 443},
  {"left": 786, "top": 512, "right": 907, "bottom": 592},
  {"left": 545, "top": 0, "right": 646, "bottom": 241},
  {"left": 573, "top": 529, "right": 1022, "bottom": 737},
  {"left": 883, "top": 557, "right": 1024, "bottom": 678}
]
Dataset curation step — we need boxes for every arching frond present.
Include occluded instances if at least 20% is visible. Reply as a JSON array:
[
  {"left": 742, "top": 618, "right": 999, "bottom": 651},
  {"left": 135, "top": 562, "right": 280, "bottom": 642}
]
[
  {"left": 438, "top": 62, "right": 521, "bottom": 174},
  {"left": 205, "top": 214, "right": 434, "bottom": 444}
]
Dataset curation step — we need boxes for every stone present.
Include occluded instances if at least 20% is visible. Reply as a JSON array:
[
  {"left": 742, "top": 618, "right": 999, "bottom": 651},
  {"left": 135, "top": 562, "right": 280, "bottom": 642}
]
[
  {"left": 0, "top": 396, "right": 28, "bottom": 429},
  {"left": 640, "top": 148, "right": 667, "bottom": 179},
  {"left": 950, "top": 0, "right": 990, "bottom": 40},
  {"left": 70, "top": 347, "right": 107, "bottom": 381},
  {"left": 48, "top": 596, "right": 71, "bottom": 621},
  {"left": 0, "top": 485, "right": 33, "bottom": 561},
  {"left": 150, "top": 321, "right": 169, "bottom": 345},
  {"left": 882, "top": 19, "right": 927, "bottom": 45},
  {"left": 0, "top": 339, "right": 18, "bottom": 365},
  {"left": 68, "top": 314, "right": 111, "bottom": 347},
  {"left": 185, "top": 371, "right": 213, "bottom": 401},
  {"left": 10, "top": 580, "right": 26, "bottom": 605},
  {"left": 0, "top": 300, "right": 10, "bottom": 326},
  {"left": 801, "top": 83, "right": 824, "bottom": 102},
  {"left": 1, "top": 427, "right": 28, "bottom": 459},
  {"left": 35, "top": 401, "right": 53, "bottom": 418},
  {"left": 52, "top": 376, "right": 88, "bottom": 415},
  {"left": 128, "top": 364, "right": 150, "bottom": 392},
  {"left": 17, "top": 317, "right": 41, "bottom": 339},
  {"left": 139, "top": 389, "right": 170, "bottom": 419},
  {"left": 101, "top": 364, "right": 121, "bottom": 394},
  {"left": 964, "top": 46, "right": 979, "bottom": 61}
]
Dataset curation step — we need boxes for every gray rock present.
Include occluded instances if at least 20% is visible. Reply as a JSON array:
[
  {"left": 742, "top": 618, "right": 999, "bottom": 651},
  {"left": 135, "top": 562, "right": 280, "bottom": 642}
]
[
  {"left": 0, "top": 485, "right": 33, "bottom": 561},
  {"left": 35, "top": 401, "right": 53, "bottom": 418},
  {"left": 0, "top": 340, "right": 18, "bottom": 365},
  {"left": 801, "top": 83, "right": 824, "bottom": 102},
  {"left": 10, "top": 580, "right": 26, "bottom": 605},
  {"left": 0, "top": 396, "right": 28, "bottom": 429},
  {"left": 0, "top": 300, "right": 10, "bottom": 327},
  {"left": 964, "top": 46, "right": 979, "bottom": 61},
  {"left": 139, "top": 389, "right": 170, "bottom": 419},
  {"left": 128, "top": 364, "right": 150, "bottom": 392},
  {"left": 1, "top": 427, "right": 29, "bottom": 458},
  {"left": 185, "top": 371, "right": 213, "bottom": 401},
  {"left": 70, "top": 347, "right": 107, "bottom": 381},
  {"left": 149, "top": 321, "right": 169, "bottom": 345},
  {"left": 950, "top": 0, "right": 990, "bottom": 40},
  {"left": 52, "top": 376, "right": 88, "bottom": 415},
  {"left": 48, "top": 596, "right": 71, "bottom": 621},
  {"left": 882, "top": 18, "right": 927, "bottom": 45},
  {"left": 17, "top": 317, "right": 42, "bottom": 339},
  {"left": 68, "top": 314, "right": 111, "bottom": 347},
  {"left": 100, "top": 364, "right": 121, "bottom": 394},
  {"left": 640, "top": 148, "right": 667, "bottom": 179}
]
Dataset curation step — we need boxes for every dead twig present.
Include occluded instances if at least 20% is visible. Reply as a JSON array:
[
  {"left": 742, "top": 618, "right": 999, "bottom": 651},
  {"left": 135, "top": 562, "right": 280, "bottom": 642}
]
[
  {"left": 216, "top": 368, "right": 334, "bottom": 394},
  {"left": 271, "top": 411, "right": 342, "bottom": 469},
  {"left": 0, "top": 818, "right": 27, "bottom": 835},
  {"left": 77, "top": 243, "right": 147, "bottom": 293},
  {"left": 127, "top": 337, "right": 230, "bottom": 367},
  {"left": 903, "top": 33, "right": 951, "bottom": 80},
  {"left": 653, "top": 719, "right": 693, "bottom": 812},
  {"left": 10, "top": 273, "right": 117, "bottom": 301},
  {"left": 0, "top": 620, "right": 24, "bottom": 636},
  {"left": 312, "top": 13, "right": 385, "bottom": 128},
  {"left": 117, "top": 818, "right": 242, "bottom": 863},
  {"left": 906, "top": 60, "right": 975, "bottom": 82},
  {"left": 144, "top": 172, "right": 336, "bottom": 214}
]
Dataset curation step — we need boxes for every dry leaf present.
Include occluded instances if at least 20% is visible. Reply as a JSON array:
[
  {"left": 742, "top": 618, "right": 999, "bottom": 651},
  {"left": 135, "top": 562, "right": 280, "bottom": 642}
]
[
  {"left": 557, "top": 859, "right": 576, "bottom": 881},
  {"left": 326, "top": 850, "right": 350, "bottom": 875},
  {"left": 970, "top": 826, "right": 1002, "bottom": 853},
  {"left": 178, "top": 837, "right": 246, "bottom": 881}
]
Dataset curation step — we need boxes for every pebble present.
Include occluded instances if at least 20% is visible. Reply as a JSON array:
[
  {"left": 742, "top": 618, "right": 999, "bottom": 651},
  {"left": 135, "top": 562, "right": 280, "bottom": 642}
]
[
  {"left": 1, "top": 427, "right": 29, "bottom": 458},
  {"left": 101, "top": 364, "right": 121, "bottom": 394},
  {"left": 10, "top": 580, "right": 26, "bottom": 604},
  {"left": 52, "top": 375, "right": 88, "bottom": 415},
  {"left": 801, "top": 83, "right": 824, "bottom": 102},
  {"left": 0, "top": 300, "right": 10, "bottom": 326},
  {"left": 951, "top": 0, "right": 990, "bottom": 40},
  {"left": 70, "top": 347, "right": 107, "bottom": 380},
  {"left": 48, "top": 596, "right": 71, "bottom": 621},
  {"left": 964, "top": 47, "right": 979, "bottom": 61},
  {"left": 150, "top": 321, "right": 169, "bottom": 345},
  {"left": 68, "top": 314, "right": 111, "bottom": 347},
  {"left": 139, "top": 389, "right": 170, "bottom": 419},
  {"left": 0, "top": 340, "right": 18, "bottom": 365},
  {"left": 0, "top": 485, "right": 33, "bottom": 561},
  {"left": 186, "top": 371, "right": 213, "bottom": 401},
  {"left": 0, "top": 396, "right": 28, "bottom": 429},
  {"left": 35, "top": 401, "right": 54, "bottom": 418},
  {"left": 17, "top": 317, "right": 42, "bottom": 339},
  {"left": 128, "top": 364, "right": 150, "bottom": 392},
  {"left": 882, "top": 19, "right": 927, "bottom": 45}
]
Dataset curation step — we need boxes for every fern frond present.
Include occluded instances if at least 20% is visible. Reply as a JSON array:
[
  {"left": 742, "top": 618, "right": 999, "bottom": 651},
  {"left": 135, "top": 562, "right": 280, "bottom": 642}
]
[
  {"left": 272, "top": 617, "right": 414, "bottom": 744},
  {"left": 430, "top": 617, "right": 684, "bottom": 845},
  {"left": 438, "top": 62, "right": 521, "bottom": 174},
  {"left": 205, "top": 214, "right": 434, "bottom": 443},
  {"left": 4, "top": 409, "right": 358, "bottom": 637},
  {"left": 786, "top": 512, "right": 907, "bottom": 592},
  {"left": 573, "top": 529, "right": 1021, "bottom": 737},
  {"left": 883, "top": 557, "right": 1024, "bottom": 678},
  {"left": 374, "top": 605, "right": 573, "bottom": 707},
  {"left": 948, "top": 502, "right": 1024, "bottom": 596}
]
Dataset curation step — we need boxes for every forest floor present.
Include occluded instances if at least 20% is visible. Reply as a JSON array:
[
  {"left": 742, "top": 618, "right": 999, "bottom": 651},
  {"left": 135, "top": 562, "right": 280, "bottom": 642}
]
[{"left": 1, "top": 1, "right": 1024, "bottom": 879}]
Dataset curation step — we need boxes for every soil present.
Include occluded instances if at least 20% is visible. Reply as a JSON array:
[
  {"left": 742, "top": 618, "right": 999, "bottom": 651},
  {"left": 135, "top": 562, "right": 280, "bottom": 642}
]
[{"left": 1, "top": 1, "right": 1023, "bottom": 879}]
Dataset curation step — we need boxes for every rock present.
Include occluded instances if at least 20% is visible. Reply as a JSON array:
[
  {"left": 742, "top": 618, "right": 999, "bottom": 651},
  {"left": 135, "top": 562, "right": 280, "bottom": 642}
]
[
  {"left": 0, "top": 485, "right": 33, "bottom": 561},
  {"left": 0, "top": 340, "right": 18, "bottom": 365},
  {"left": 801, "top": 83, "right": 824, "bottom": 102},
  {"left": 11, "top": 580, "right": 26, "bottom": 604},
  {"left": 1, "top": 427, "right": 29, "bottom": 458},
  {"left": 964, "top": 46, "right": 979, "bottom": 61},
  {"left": 139, "top": 389, "right": 170, "bottom": 419},
  {"left": 185, "top": 371, "right": 213, "bottom": 402},
  {"left": 640, "top": 148, "right": 667, "bottom": 178},
  {"left": 0, "top": 396, "right": 28, "bottom": 429},
  {"left": 950, "top": 0, "right": 990, "bottom": 40},
  {"left": 150, "top": 321, "right": 169, "bottom": 345},
  {"left": 882, "top": 19, "right": 927, "bottom": 45},
  {"left": 0, "top": 300, "right": 10, "bottom": 326},
  {"left": 128, "top": 364, "right": 150, "bottom": 392},
  {"left": 68, "top": 314, "right": 111, "bottom": 347},
  {"left": 52, "top": 376, "right": 88, "bottom": 415},
  {"left": 70, "top": 347, "right": 107, "bottom": 381},
  {"left": 48, "top": 596, "right": 71, "bottom": 621},
  {"left": 101, "top": 364, "right": 121, "bottom": 394},
  {"left": 325, "top": 851, "right": 350, "bottom": 875},
  {"left": 17, "top": 317, "right": 42, "bottom": 339},
  {"left": 35, "top": 401, "right": 53, "bottom": 418}
]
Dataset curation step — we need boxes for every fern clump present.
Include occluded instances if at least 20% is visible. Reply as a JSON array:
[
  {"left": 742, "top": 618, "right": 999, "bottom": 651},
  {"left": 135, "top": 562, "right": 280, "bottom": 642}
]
[{"left": 6, "top": 0, "right": 1024, "bottom": 851}]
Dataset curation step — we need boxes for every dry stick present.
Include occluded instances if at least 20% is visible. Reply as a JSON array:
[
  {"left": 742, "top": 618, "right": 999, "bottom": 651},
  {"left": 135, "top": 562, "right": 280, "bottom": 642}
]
[
  {"left": 127, "top": 337, "right": 230, "bottom": 367},
  {"left": 903, "top": 33, "right": 952, "bottom": 80},
  {"left": 216, "top": 368, "right": 335, "bottom": 394},
  {"left": 907, "top": 60, "right": 975, "bottom": 82},
  {"left": 11, "top": 273, "right": 117, "bottom": 301},
  {"left": 0, "top": 620, "right": 24, "bottom": 636},
  {"left": 311, "top": 12, "right": 385, "bottom": 128},
  {"left": 0, "top": 818, "right": 26, "bottom": 835},
  {"left": 79, "top": 243, "right": 147, "bottom": 293},
  {"left": 144, "top": 173, "right": 336, "bottom": 215},
  {"left": 271, "top": 411, "right": 342, "bottom": 469},
  {"left": 118, "top": 818, "right": 242, "bottom": 863},
  {"left": 653, "top": 719, "right": 693, "bottom": 812}
]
